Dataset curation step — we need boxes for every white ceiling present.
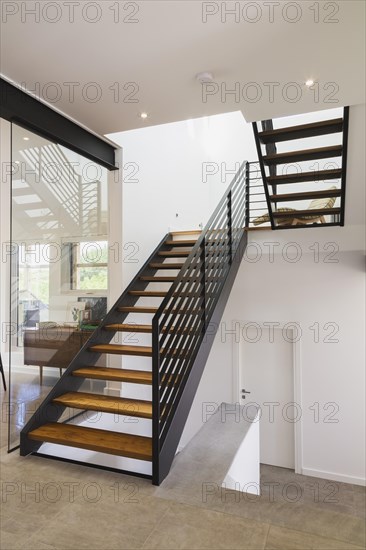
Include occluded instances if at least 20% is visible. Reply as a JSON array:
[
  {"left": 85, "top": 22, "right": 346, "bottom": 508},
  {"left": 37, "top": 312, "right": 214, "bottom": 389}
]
[{"left": 1, "top": 0, "right": 365, "bottom": 136}]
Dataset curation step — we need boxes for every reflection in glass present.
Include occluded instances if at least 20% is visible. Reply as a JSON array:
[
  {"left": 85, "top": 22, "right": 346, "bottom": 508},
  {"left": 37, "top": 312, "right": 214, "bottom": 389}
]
[{"left": 8, "top": 124, "right": 109, "bottom": 450}]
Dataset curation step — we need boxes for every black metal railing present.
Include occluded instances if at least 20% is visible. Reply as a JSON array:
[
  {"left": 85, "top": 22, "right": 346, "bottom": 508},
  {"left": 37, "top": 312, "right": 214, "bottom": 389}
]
[
  {"left": 152, "top": 161, "right": 247, "bottom": 483},
  {"left": 245, "top": 161, "right": 270, "bottom": 228}
]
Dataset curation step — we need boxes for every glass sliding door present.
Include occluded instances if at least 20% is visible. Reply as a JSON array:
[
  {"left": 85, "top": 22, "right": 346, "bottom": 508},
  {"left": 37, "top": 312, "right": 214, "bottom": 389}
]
[{"left": 8, "top": 123, "right": 109, "bottom": 450}]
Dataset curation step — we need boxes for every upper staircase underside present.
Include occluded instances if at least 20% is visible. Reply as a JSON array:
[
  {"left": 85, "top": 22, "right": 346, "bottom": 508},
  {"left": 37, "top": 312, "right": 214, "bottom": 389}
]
[{"left": 252, "top": 108, "right": 349, "bottom": 230}]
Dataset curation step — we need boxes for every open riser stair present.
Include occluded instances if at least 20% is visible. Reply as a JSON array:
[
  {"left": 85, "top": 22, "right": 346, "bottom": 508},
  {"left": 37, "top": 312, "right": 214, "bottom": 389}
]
[
  {"left": 252, "top": 107, "right": 349, "bottom": 229},
  {"left": 20, "top": 163, "right": 248, "bottom": 484}
]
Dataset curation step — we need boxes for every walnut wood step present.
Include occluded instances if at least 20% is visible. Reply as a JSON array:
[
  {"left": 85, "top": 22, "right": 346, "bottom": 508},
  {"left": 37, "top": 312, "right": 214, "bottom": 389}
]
[
  {"left": 263, "top": 145, "right": 343, "bottom": 165},
  {"left": 165, "top": 240, "right": 196, "bottom": 246},
  {"left": 245, "top": 226, "right": 271, "bottom": 231},
  {"left": 73, "top": 367, "right": 152, "bottom": 384},
  {"left": 273, "top": 207, "right": 341, "bottom": 219},
  {"left": 270, "top": 189, "right": 341, "bottom": 202},
  {"left": 158, "top": 251, "right": 190, "bottom": 257},
  {"left": 28, "top": 423, "right": 152, "bottom": 460},
  {"left": 118, "top": 306, "right": 158, "bottom": 314},
  {"left": 72, "top": 367, "right": 177, "bottom": 385},
  {"left": 149, "top": 263, "right": 184, "bottom": 270},
  {"left": 169, "top": 230, "right": 201, "bottom": 236},
  {"left": 267, "top": 168, "right": 342, "bottom": 185},
  {"left": 90, "top": 344, "right": 152, "bottom": 356},
  {"left": 129, "top": 290, "right": 168, "bottom": 297},
  {"left": 117, "top": 305, "right": 190, "bottom": 315},
  {"left": 105, "top": 323, "right": 153, "bottom": 333},
  {"left": 89, "top": 343, "right": 182, "bottom": 359},
  {"left": 259, "top": 118, "right": 343, "bottom": 144},
  {"left": 104, "top": 323, "right": 191, "bottom": 334},
  {"left": 53, "top": 392, "right": 152, "bottom": 418},
  {"left": 140, "top": 276, "right": 177, "bottom": 282}
]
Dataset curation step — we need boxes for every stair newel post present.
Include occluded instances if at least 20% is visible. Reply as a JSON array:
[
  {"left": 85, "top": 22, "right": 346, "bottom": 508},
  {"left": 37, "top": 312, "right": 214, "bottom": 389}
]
[
  {"left": 227, "top": 190, "right": 233, "bottom": 264},
  {"left": 245, "top": 162, "right": 250, "bottom": 228},
  {"left": 152, "top": 314, "right": 161, "bottom": 485},
  {"left": 200, "top": 237, "right": 207, "bottom": 333}
]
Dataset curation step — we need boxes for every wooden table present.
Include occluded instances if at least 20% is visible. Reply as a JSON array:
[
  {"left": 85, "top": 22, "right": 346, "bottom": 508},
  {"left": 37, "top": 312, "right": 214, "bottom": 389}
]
[{"left": 23, "top": 327, "right": 105, "bottom": 385}]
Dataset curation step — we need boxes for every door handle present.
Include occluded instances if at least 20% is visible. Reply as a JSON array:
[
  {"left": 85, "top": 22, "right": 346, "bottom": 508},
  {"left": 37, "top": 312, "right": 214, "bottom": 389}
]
[{"left": 241, "top": 389, "right": 251, "bottom": 399}]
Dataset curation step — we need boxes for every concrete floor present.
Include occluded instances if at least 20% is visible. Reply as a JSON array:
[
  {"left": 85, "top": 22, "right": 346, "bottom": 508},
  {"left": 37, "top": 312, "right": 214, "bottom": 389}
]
[{"left": 1, "top": 379, "right": 365, "bottom": 550}]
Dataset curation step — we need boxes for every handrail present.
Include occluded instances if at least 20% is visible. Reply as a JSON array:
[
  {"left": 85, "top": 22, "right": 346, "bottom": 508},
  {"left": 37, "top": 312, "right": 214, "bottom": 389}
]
[{"left": 152, "top": 161, "right": 248, "bottom": 482}]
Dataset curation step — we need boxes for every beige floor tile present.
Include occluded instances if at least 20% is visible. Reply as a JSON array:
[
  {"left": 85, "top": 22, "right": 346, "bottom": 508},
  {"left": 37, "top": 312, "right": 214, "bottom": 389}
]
[
  {"left": 265, "top": 524, "right": 365, "bottom": 550},
  {"left": 0, "top": 530, "right": 25, "bottom": 550},
  {"left": 33, "top": 492, "right": 171, "bottom": 549},
  {"left": 142, "top": 501, "right": 270, "bottom": 550}
]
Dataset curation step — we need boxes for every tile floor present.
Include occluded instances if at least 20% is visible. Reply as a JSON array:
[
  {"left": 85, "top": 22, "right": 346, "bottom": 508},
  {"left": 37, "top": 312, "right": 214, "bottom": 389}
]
[
  {"left": 1, "top": 446, "right": 365, "bottom": 549},
  {"left": 1, "top": 381, "right": 365, "bottom": 550}
]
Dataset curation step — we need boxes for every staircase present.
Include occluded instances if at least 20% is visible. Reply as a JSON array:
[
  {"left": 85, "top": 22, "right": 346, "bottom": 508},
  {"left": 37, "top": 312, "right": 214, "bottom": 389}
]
[
  {"left": 252, "top": 107, "right": 349, "bottom": 229},
  {"left": 20, "top": 162, "right": 248, "bottom": 485}
]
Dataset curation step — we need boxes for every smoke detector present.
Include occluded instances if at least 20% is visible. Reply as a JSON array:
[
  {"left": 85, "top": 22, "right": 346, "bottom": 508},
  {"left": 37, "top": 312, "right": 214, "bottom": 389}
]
[{"left": 196, "top": 72, "right": 214, "bottom": 83}]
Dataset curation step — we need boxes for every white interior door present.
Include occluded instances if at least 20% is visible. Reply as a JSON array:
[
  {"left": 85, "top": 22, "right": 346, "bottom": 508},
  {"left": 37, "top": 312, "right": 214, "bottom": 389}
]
[{"left": 240, "top": 327, "right": 295, "bottom": 469}]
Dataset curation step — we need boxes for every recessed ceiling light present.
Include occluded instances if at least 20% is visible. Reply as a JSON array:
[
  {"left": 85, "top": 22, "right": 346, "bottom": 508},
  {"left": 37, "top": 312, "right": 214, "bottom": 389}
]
[
  {"left": 305, "top": 79, "right": 315, "bottom": 87},
  {"left": 23, "top": 136, "right": 30, "bottom": 141},
  {"left": 196, "top": 72, "right": 214, "bottom": 83},
  {"left": 140, "top": 112, "right": 148, "bottom": 119}
]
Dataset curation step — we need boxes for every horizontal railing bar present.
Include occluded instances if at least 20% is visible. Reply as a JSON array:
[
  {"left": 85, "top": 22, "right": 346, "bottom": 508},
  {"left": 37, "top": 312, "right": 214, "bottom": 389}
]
[
  {"left": 158, "top": 260, "right": 203, "bottom": 340},
  {"left": 159, "top": 309, "right": 205, "bottom": 408},
  {"left": 158, "top": 268, "right": 204, "bottom": 349},
  {"left": 159, "top": 312, "right": 206, "bottom": 417},
  {"left": 231, "top": 193, "right": 246, "bottom": 220},
  {"left": 160, "top": 326, "right": 207, "bottom": 443}
]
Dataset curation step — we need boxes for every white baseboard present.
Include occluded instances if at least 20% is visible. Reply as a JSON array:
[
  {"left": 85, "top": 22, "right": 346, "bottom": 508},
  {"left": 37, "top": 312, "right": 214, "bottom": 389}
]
[{"left": 301, "top": 467, "right": 366, "bottom": 487}]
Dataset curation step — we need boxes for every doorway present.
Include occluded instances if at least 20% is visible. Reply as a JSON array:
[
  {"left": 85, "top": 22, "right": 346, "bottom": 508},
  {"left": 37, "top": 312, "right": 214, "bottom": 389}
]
[{"left": 234, "top": 322, "right": 302, "bottom": 472}]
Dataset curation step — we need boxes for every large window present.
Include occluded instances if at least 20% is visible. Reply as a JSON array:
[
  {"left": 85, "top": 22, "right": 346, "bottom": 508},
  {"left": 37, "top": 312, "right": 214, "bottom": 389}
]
[
  {"left": 18, "top": 243, "right": 51, "bottom": 327},
  {"left": 72, "top": 241, "right": 108, "bottom": 291}
]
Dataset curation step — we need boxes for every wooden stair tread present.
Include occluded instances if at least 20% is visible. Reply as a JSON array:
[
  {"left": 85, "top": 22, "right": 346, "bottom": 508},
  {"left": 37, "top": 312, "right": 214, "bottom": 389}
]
[
  {"left": 53, "top": 392, "right": 152, "bottom": 418},
  {"left": 150, "top": 263, "right": 184, "bottom": 269},
  {"left": 140, "top": 276, "right": 176, "bottom": 282},
  {"left": 267, "top": 168, "right": 342, "bottom": 185},
  {"left": 169, "top": 230, "right": 201, "bottom": 236},
  {"left": 263, "top": 145, "right": 343, "bottom": 165},
  {"left": 105, "top": 323, "right": 153, "bottom": 333},
  {"left": 105, "top": 323, "right": 191, "bottom": 334},
  {"left": 165, "top": 240, "right": 196, "bottom": 246},
  {"left": 118, "top": 306, "right": 158, "bottom": 313},
  {"left": 270, "top": 189, "right": 341, "bottom": 202},
  {"left": 273, "top": 207, "right": 341, "bottom": 218},
  {"left": 158, "top": 251, "right": 190, "bottom": 257},
  {"left": 259, "top": 118, "right": 343, "bottom": 143},
  {"left": 28, "top": 423, "right": 152, "bottom": 460},
  {"left": 245, "top": 226, "right": 271, "bottom": 231},
  {"left": 73, "top": 367, "right": 152, "bottom": 384},
  {"left": 90, "top": 344, "right": 152, "bottom": 356},
  {"left": 129, "top": 290, "right": 168, "bottom": 297}
]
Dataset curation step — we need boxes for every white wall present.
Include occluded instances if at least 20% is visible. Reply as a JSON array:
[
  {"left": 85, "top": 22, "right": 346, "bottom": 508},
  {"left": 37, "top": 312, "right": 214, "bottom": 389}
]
[
  {"left": 108, "top": 105, "right": 365, "bottom": 485},
  {"left": 108, "top": 111, "right": 257, "bottom": 284},
  {"left": 199, "top": 103, "right": 366, "bottom": 484}
]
